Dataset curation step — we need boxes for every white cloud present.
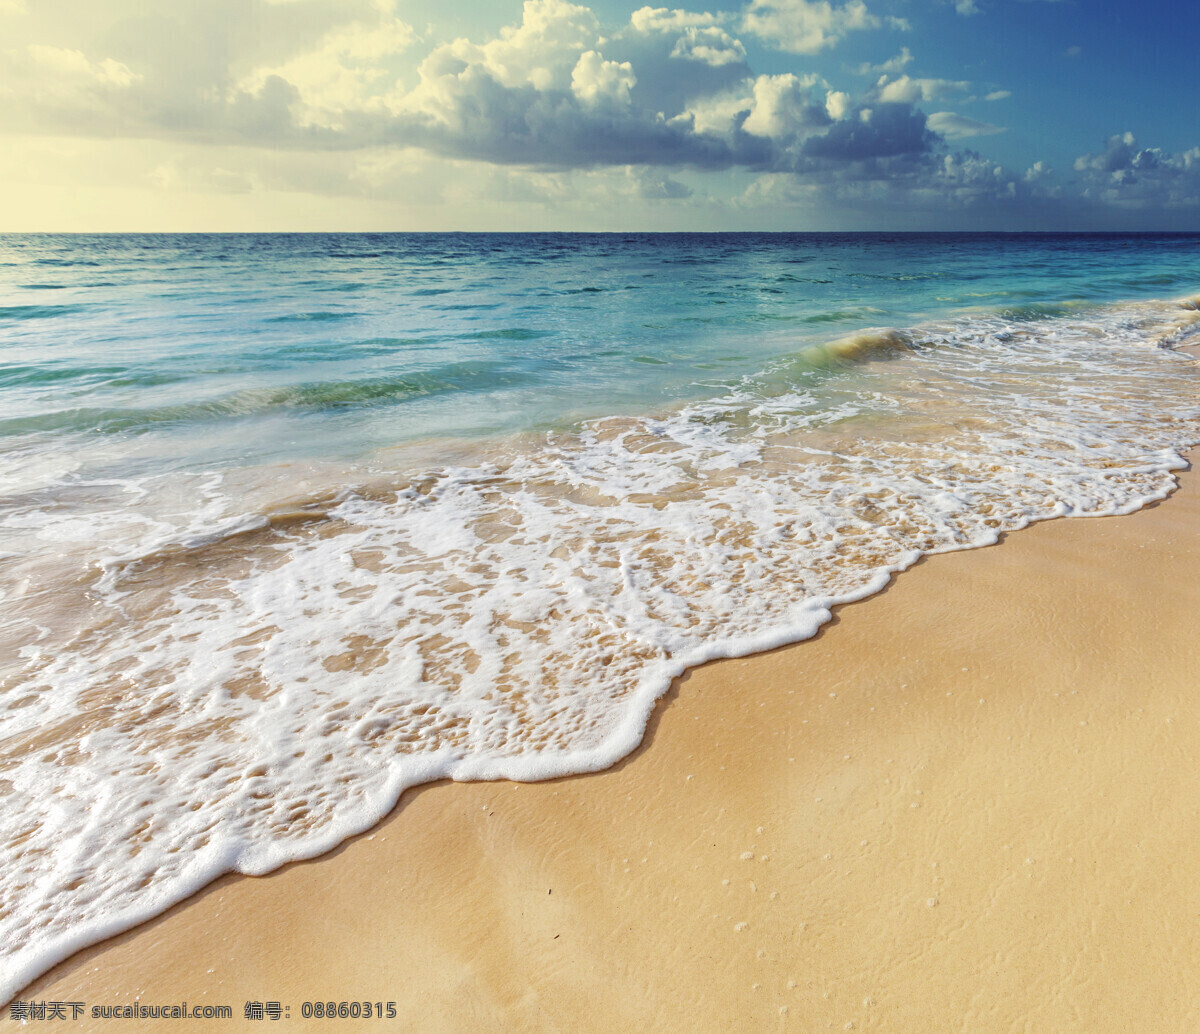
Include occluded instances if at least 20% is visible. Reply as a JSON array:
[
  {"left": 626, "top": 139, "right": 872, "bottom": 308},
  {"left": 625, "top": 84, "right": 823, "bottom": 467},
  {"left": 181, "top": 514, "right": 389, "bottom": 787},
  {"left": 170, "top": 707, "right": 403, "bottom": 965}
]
[
  {"left": 876, "top": 74, "right": 970, "bottom": 104},
  {"left": 681, "top": 85, "right": 756, "bottom": 134},
  {"left": 630, "top": 6, "right": 723, "bottom": 32},
  {"left": 985, "top": 89, "right": 1011, "bottom": 101},
  {"left": 571, "top": 50, "right": 636, "bottom": 105},
  {"left": 670, "top": 26, "right": 747, "bottom": 65},
  {"left": 402, "top": 0, "right": 603, "bottom": 132},
  {"left": 825, "top": 90, "right": 851, "bottom": 120},
  {"left": 414, "top": 0, "right": 599, "bottom": 101},
  {"left": 741, "top": 0, "right": 885, "bottom": 55},
  {"left": 926, "top": 111, "right": 1005, "bottom": 139},
  {"left": 1073, "top": 133, "right": 1200, "bottom": 208},
  {"left": 240, "top": 16, "right": 416, "bottom": 127},
  {"left": 742, "top": 73, "right": 827, "bottom": 138},
  {"left": 1024, "top": 160, "right": 1051, "bottom": 182},
  {"left": 26, "top": 45, "right": 140, "bottom": 87},
  {"left": 483, "top": 0, "right": 600, "bottom": 91},
  {"left": 679, "top": 70, "right": 834, "bottom": 143},
  {"left": 955, "top": 0, "right": 980, "bottom": 15},
  {"left": 933, "top": 151, "right": 1014, "bottom": 200},
  {"left": 853, "top": 46, "right": 912, "bottom": 76},
  {"left": 1075, "top": 131, "right": 1141, "bottom": 175},
  {"left": 626, "top": 6, "right": 746, "bottom": 69}
]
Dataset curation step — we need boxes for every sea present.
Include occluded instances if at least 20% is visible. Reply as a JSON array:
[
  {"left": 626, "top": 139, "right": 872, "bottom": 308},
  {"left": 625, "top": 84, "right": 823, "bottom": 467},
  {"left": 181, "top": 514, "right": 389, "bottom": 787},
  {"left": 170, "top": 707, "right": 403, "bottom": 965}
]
[{"left": 2, "top": 232, "right": 1199, "bottom": 998}]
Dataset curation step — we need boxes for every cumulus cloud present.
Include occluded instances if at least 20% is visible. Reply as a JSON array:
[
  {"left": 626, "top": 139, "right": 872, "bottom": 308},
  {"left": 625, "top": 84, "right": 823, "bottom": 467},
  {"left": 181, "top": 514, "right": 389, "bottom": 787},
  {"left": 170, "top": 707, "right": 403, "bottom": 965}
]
[
  {"left": 670, "top": 25, "right": 748, "bottom": 65},
  {"left": 589, "top": 4, "right": 753, "bottom": 118},
  {"left": 874, "top": 74, "right": 971, "bottom": 104},
  {"left": 17, "top": 0, "right": 1180, "bottom": 229},
  {"left": 1074, "top": 131, "right": 1139, "bottom": 174},
  {"left": 741, "top": 0, "right": 896, "bottom": 55},
  {"left": 927, "top": 151, "right": 1016, "bottom": 202},
  {"left": 630, "top": 6, "right": 723, "bottom": 31},
  {"left": 616, "top": 7, "right": 750, "bottom": 75},
  {"left": 1074, "top": 132, "right": 1200, "bottom": 208},
  {"left": 394, "top": 1, "right": 748, "bottom": 168},
  {"left": 571, "top": 50, "right": 637, "bottom": 105},
  {"left": 801, "top": 102, "right": 935, "bottom": 162},
  {"left": 0, "top": 0, "right": 950, "bottom": 190},
  {"left": 741, "top": 148, "right": 1017, "bottom": 209},
  {"left": 239, "top": 12, "right": 416, "bottom": 127},
  {"left": 412, "top": 0, "right": 598, "bottom": 97},
  {"left": 825, "top": 90, "right": 851, "bottom": 120},
  {"left": 0, "top": 0, "right": 954, "bottom": 185},
  {"left": 926, "top": 111, "right": 1004, "bottom": 139},
  {"left": 5, "top": 0, "right": 1072, "bottom": 220},
  {"left": 1024, "top": 160, "right": 1051, "bottom": 182},
  {"left": 388, "top": 3, "right": 943, "bottom": 177},
  {"left": 742, "top": 73, "right": 830, "bottom": 139}
]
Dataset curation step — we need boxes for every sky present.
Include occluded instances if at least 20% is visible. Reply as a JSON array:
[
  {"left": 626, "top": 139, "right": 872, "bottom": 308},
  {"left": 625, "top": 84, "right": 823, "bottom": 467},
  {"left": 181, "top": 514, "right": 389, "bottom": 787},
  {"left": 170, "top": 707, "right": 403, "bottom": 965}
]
[{"left": 0, "top": 0, "right": 1197, "bottom": 231}]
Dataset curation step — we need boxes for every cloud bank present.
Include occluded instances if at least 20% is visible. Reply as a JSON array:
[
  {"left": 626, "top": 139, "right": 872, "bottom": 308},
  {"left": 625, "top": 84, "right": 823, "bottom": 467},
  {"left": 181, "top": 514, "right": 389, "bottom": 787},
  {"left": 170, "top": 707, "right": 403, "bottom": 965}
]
[{"left": 0, "top": 0, "right": 1196, "bottom": 227}]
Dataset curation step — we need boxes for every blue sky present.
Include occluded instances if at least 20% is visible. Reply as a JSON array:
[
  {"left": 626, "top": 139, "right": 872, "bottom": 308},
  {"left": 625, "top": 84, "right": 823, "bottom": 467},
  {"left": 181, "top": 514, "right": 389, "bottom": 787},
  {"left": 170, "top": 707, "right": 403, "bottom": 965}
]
[{"left": 0, "top": 0, "right": 1196, "bottom": 230}]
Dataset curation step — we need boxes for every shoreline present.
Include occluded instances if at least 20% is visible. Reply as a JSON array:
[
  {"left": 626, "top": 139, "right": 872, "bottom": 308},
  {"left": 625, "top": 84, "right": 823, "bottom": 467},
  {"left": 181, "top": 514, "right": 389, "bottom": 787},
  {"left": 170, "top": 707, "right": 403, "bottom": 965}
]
[{"left": 16, "top": 450, "right": 1200, "bottom": 1030}]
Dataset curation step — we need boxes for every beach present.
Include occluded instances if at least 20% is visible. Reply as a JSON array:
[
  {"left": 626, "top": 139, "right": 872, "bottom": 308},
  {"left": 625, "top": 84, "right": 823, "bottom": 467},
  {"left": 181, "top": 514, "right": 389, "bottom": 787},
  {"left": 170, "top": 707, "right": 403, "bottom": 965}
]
[
  {"left": 18, "top": 449, "right": 1200, "bottom": 1031},
  {"left": 4, "top": 0, "right": 1200, "bottom": 1017},
  {"left": 4, "top": 233, "right": 1200, "bottom": 1025}
]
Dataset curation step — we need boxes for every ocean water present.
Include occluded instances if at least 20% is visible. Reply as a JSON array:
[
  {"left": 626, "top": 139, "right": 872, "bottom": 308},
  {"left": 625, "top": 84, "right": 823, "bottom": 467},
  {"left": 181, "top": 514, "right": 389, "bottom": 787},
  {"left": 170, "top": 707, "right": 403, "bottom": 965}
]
[{"left": 2, "top": 232, "right": 1199, "bottom": 997}]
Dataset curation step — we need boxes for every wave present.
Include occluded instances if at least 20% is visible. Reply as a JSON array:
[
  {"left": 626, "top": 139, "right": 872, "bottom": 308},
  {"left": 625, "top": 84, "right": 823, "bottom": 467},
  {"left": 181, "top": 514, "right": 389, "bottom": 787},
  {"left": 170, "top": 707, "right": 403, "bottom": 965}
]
[
  {"left": 799, "top": 308, "right": 887, "bottom": 324},
  {"left": 801, "top": 327, "right": 913, "bottom": 363},
  {"left": 0, "top": 303, "right": 87, "bottom": 321},
  {"left": 0, "top": 360, "right": 538, "bottom": 437},
  {"left": 266, "top": 310, "right": 360, "bottom": 323}
]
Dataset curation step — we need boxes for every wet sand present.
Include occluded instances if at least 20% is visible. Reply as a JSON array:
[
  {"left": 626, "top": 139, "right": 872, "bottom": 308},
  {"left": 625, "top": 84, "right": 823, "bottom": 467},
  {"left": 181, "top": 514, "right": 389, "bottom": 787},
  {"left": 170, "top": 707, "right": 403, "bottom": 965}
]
[{"left": 17, "top": 452, "right": 1200, "bottom": 1032}]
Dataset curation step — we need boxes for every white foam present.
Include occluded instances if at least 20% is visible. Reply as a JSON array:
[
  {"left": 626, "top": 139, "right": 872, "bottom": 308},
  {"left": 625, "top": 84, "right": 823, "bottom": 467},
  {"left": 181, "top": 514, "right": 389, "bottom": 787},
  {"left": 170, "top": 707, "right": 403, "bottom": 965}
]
[{"left": 1, "top": 298, "right": 1199, "bottom": 1001}]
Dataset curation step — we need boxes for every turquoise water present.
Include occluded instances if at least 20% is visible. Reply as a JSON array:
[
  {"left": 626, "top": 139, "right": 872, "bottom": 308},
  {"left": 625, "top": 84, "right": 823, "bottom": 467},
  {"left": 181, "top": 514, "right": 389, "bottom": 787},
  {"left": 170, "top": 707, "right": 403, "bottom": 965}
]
[
  {"left": 3, "top": 233, "right": 1199, "bottom": 472},
  {"left": 2, "top": 232, "right": 1200, "bottom": 1000}
]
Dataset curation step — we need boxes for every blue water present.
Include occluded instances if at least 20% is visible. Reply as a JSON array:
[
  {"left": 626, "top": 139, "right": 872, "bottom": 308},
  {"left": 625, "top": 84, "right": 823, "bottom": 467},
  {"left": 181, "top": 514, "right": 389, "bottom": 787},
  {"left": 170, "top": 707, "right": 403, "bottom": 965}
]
[
  {"left": 2, "top": 232, "right": 1200, "bottom": 1002},
  {"left": 3, "top": 232, "right": 1199, "bottom": 474}
]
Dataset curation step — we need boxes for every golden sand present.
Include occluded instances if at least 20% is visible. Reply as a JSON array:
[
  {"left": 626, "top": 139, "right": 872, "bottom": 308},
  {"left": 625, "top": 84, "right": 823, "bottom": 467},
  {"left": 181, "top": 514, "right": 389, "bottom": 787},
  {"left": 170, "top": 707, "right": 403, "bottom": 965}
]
[{"left": 18, "top": 453, "right": 1200, "bottom": 1032}]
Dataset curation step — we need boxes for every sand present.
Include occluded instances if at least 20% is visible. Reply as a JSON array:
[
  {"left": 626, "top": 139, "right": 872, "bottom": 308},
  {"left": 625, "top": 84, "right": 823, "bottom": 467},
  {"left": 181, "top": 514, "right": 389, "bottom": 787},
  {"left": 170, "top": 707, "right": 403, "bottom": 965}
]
[{"left": 16, "top": 452, "right": 1200, "bottom": 1032}]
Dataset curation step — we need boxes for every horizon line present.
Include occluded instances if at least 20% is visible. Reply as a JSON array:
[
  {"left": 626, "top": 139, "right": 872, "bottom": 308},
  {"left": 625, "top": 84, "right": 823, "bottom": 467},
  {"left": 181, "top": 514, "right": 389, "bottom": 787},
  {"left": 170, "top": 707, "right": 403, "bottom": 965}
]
[{"left": 3, "top": 228, "right": 1199, "bottom": 236}]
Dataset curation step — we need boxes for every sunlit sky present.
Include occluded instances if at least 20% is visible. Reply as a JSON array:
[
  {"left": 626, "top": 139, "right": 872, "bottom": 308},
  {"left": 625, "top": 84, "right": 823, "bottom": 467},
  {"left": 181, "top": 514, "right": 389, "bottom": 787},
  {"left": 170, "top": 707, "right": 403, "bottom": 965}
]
[{"left": 1, "top": 0, "right": 1197, "bottom": 230}]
